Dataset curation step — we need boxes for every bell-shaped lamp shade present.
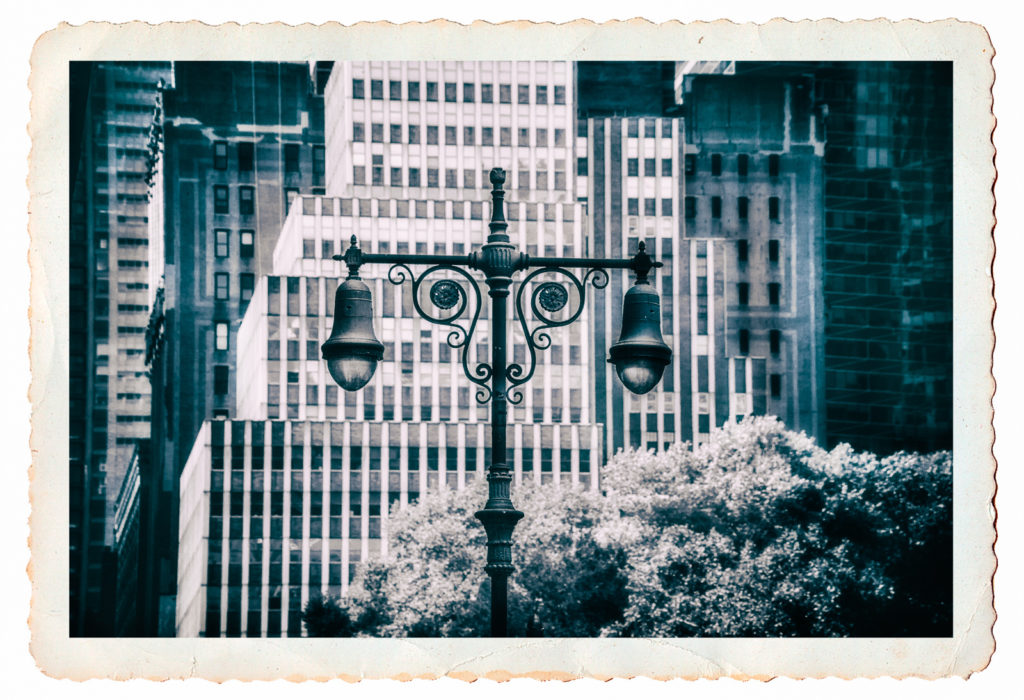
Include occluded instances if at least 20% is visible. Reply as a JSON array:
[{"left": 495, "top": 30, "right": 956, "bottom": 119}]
[
  {"left": 321, "top": 277, "right": 385, "bottom": 392},
  {"left": 608, "top": 280, "right": 672, "bottom": 394}
]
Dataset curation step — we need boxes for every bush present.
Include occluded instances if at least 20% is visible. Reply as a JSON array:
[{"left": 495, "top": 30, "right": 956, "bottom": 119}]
[{"left": 305, "top": 416, "right": 952, "bottom": 637}]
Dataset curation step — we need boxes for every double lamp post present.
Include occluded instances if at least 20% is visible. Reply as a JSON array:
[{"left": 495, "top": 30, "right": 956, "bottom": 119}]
[{"left": 321, "top": 168, "right": 671, "bottom": 636}]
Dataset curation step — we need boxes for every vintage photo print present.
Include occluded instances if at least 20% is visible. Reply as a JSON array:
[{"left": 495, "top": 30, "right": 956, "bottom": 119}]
[{"left": 28, "top": 19, "right": 995, "bottom": 680}]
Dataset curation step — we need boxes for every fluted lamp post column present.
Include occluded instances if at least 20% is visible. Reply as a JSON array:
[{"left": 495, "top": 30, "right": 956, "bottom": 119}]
[{"left": 322, "top": 168, "right": 671, "bottom": 637}]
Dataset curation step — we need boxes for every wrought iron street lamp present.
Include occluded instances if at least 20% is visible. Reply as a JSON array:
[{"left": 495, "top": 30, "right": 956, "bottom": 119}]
[{"left": 322, "top": 168, "right": 671, "bottom": 636}]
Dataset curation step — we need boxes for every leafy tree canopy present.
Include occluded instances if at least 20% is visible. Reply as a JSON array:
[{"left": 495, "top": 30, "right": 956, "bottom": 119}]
[{"left": 304, "top": 417, "right": 951, "bottom": 637}]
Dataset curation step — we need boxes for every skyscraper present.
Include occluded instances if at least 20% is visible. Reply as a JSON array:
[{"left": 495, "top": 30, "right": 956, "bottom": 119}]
[
  {"left": 69, "top": 60, "right": 172, "bottom": 636},
  {"left": 143, "top": 61, "right": 325, "bottom": 635}
]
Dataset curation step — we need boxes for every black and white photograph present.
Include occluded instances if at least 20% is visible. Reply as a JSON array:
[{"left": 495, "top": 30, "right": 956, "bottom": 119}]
[{"left": 24, "top": 17, "right": 1000, "bottom": 683}]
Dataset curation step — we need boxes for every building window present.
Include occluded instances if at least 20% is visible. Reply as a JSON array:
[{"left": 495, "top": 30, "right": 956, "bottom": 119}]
[
  {"left": 554, "top": 85, "right": 566, "bottom": 104},
  {"left": 425, "top": 125, "right": 438, "bottom": 145},
  {"left": 463, "top": 169, "right": 476, "bottom": 189},
  {"left": 769, "top": 154, "right": 780, "bottom": 177},
  {"left": 284, "top": 144, "right": 300, "bottom": 173},
  {"left": 237, "top": 142, "right": 255, "bottom": 172},
  {"left": 215, "top": 273, "right": 229, "bottom": 300},
  {"left": 661, "top": 198, "right": 673, "bottom": 216},
  {"left": 214, "top": 365, "right": 229, "bottom": 395},
  {"left": 738, "top": 154, "right": 749, "bottom": 177},
  {"left": 312, "top": 145, "right": 325, "bottom": 179},
  {"left": 371, "top": 124, "right": 383, "bottom": 143},
  {"left": 370, "top": 79, "right": 383, "bottom": 100},
  {"left": 684, "top": 154, "right": 696, "bottom": 175},
  {"left": 518, "top": 128, "right": 530, "bottom": 147},
  {"left": 464, "top": 126, "right": 475, "bottom": 146},
  {"left": 768, "top": 283, "right": 780, "bottom": 306},
  {"left": 407, "top": 124, "right": 420, "bottom": 145},
  {"left": 427, "top": 168, "right": 439, "bottom": 188},
  {"left": 239, "top": 187, "right": 254, "bottom": 216},
  {"left": 769, "top": 196, "right": 780, "bottom": 221},
  {"left": 644, "top": 199, "right": 656, "bottom": 216},
  {"left": 769, "top": 239, "right": 780, "bottom": 262},
  {"left": 738, "top": 329, "right": 750, "bottom": 355},
  {"left": 213, "top": 142, "right": 228, "bottom": 170},
  {"left": 352, "top": 122, "right": 365, "bottom": 141},
  {"left": 445, "top": 126, "right": 457, "bottom": 145},
  {"left": 407, "top": 81, "right": 420, "bottom": 101},
  {"left": 214, "top": 229, "right": 229, "bottom": 258},
  {"left": 480, "top": 84, "right": 493, "bottom": 103},
  {"left": 644, "top": 119, "right": 656, "bottom": 138},
  {"left": 425, "top": 81, "right": 438, "bottom": 101},
  {"left": 371, "top": 155, "right": 384, "bottom": 186},
  {"left": 215, "top": 322, "right": 229, "bottom": 351},
  {"left": 443, "top": 82, "right": 456, "bottom": 102},
  {"left": 390, "top": 167, "right": 403, "bottom": 187},
  {"left": 711, "top": 196, "right": 722, "bottom": 219},
  {"left": 661, "top": 158, "right": 673, "bottom": 177},
  {"left": 353, "top": 167, "right": 365, "bottom": 185},
  {"left": 499, "top": 84, "right": 511, "bottom": 104},
  {"left": 214, "top": 185, "right": 229, "bottom": 214},
  {"left": 408, "top": 168, "right": 420, "bottom": 187},
  {"left": 685, "top": 196, "right": 696, "bottom": 219},
  {"left": 770, "top": 329, "right": 781, "bottom": 355},
  {"left": 535, "top": 128, "right": 547, "bottom": 147},
  {"left": 577, "top": 157, "right": 588, "bottom": 176},
  {"left": 351, "top": 79, "right": 364, "bottom": 99},
  {"left": 500, "top": 127, "right": 512, "bottom": 146},
  {"left": 445, "top": 169, "right": 458, "bottom": 189},
  {"left": 463, "top": 82, "right": 475, "bottom": 102},
  {"left": 481, "top": 127, "right": 493, "bottom": 146},
  {"left": 240, "top": 230, "right": 254, "bottom": 258},
  {"left": 737, "top": 239, "right": 748, "bottom": 263},
  {"left": 738, "top": 282, "right": 749, "bottom": 306},
  {"left": 770, "top": 373, "right": 782, "bottom": 398},
  {"left": 390, "top": 124, "right": 402, "bottom": 143},
  {"left": 627, "top": 119, "right": 639, "bottom": 138},
  {"left": 738, "top": 196, "right": 749, "bottom": 221},
  {"left": 535, "top": 85, "right": 548, "bottom": 104},
  {"left": 389, "top": 80, "right": 401, "bottom": 100},
  {"left": 627, "top": 198, "right": 639, "bottom": 216},
  {"left": 711, "top": 153, "right": 722, "bottom": 176},
  {"left": 627, "top": 158, "right": 638, "bottom": 177},
  {"left": 517, "top": 85, "right": 530, "bottom": 103},
  {"left": 240, "top": 273, "right": 254, "bottom": 302}
]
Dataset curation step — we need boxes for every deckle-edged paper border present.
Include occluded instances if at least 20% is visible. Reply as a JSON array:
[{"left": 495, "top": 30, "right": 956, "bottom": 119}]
[{"left": 27, "top": 18, "right": 996, "bottom": 680}]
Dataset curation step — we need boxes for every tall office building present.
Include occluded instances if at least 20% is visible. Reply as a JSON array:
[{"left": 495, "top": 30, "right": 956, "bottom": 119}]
[
  {"left": 815, "top": 62, "right": 953, "bottom": 454},
  {"left": 69, "top": 61, "right": 171, "bottom": 636},
  {"left": 143, "top": 61, "right": 325, "bottom": 635},
  {"left": 579, "top": 61, "right": 827, "bottom": 458},
  {"left": 175, "top": 61, "right": 606, "bottom": 636}
]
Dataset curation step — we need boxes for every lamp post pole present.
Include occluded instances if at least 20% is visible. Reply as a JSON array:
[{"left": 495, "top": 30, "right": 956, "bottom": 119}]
[{"left": 323, "top": 168, "right": 671, "bottom": 637}]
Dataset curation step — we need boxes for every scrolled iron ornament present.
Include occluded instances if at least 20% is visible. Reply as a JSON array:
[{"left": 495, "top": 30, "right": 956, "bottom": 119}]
[
  {"left": 386, "top": 262, "right": 492, "bottom": 403},
  {"left": 507, "top": 266, "right": 607, "bottom": 395}
]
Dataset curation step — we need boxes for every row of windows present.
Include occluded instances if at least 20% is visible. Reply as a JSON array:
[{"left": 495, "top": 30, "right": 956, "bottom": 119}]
[
  {"left": 353, "top": 122, "right": 567, "bottom": 148},
  {"left": 214, "top": 229, "right": 256, "bottom": 258},
  {"left": 736, "top": 329, "right": 784, "bottom": 356},
  {"left": 737, "top": 239, "right": 781, "bottom": 263},
  {"left": 212, "top": 142, "right": 326, "bottom": 176},
  {"left": 352, "top": 79, "right": 567, "bottom": 106},
  {"left": 623, "top": 157, "right": 675, "bottom": 178},
  {"left": 206, "top": 446, "right": 590, "bottom": 477},
  {"left": 300, "top": 239, "right": 577, "bottom": 261},
  {"left": 213, "top": 273, "right": 255, "bottom": 303},
  {"left": 735, "top": 282, "right": 783, "bottom": 306},
  {"left": 685, "top": 153, "right": 782, "bottom": 178},
  {"left": 354, "top": 164, "right": 567, "bottom": 191},
  {"left": 684, "top": 195, "right": 782, "bottom": 221}
]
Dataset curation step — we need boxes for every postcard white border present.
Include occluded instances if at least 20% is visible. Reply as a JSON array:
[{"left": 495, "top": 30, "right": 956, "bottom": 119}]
[{"left": 27, "top": 19, "right": 996, "bottom": 680}]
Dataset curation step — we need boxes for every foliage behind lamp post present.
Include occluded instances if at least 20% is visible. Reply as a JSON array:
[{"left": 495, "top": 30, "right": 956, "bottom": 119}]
[{"left": 321, "top": 168, "right": 671, "bottom": 636}]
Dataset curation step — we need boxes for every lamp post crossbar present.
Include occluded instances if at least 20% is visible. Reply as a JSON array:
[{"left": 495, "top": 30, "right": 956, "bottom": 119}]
[{"left": 324, "top": 167, "right": 668, "bottom": 637}]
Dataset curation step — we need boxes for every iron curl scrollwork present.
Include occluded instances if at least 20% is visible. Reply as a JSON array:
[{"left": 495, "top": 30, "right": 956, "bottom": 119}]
[
  {"left": 505, "top": 266, "right": 609, "bottom": 404},
  {"left": 386, "top": 263, "right": 492, "bottom": 403}
]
